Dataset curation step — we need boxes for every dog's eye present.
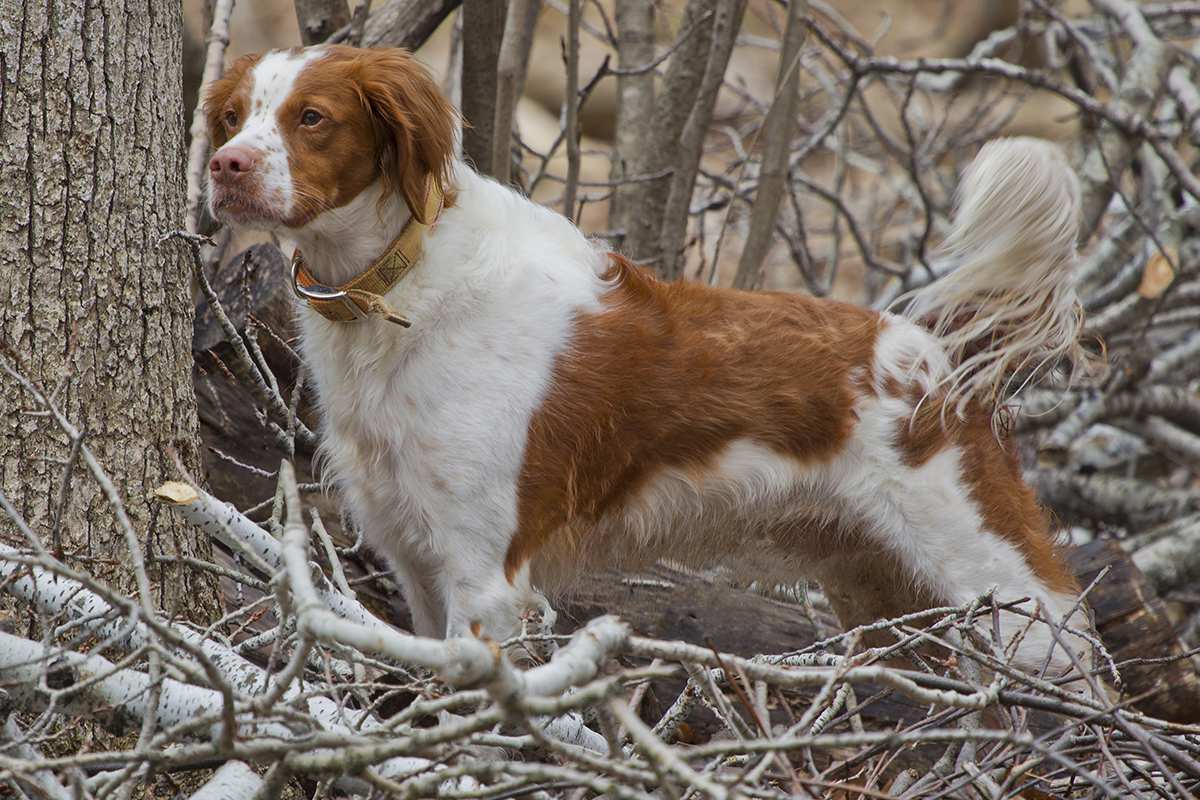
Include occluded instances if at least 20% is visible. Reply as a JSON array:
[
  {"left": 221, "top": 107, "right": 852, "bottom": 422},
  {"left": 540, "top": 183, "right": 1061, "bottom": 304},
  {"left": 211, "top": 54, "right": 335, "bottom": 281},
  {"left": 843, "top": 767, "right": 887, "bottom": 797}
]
[
  {"left": 300, "top": 109, "right": 324, "bottom": 127},
  {"left": 224, "top": 110, "right": 239, "bottom": 128}
]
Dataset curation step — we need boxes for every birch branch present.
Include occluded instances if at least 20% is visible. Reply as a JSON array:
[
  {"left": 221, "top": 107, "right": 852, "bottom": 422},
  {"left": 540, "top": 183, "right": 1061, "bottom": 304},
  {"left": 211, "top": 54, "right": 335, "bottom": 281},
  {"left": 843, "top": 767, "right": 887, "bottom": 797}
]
[
  {"left": 1041, "top": 386, "right": 1200, "bottom": 456},
  {"left": 1029, "top": 469, "right": 1200, "bottom": 526},
  {"left": 152, "top": 480, "right": 382, "bottom": 630},
  {"left": 1129, "top": 514, "right": 1200, "bottom": 592},
  {"left": 185, "top": 0, "right": 236, "bottom": 234},
  {"left": 0, "top": 629, "right": 232, "bottom": 734},
  {"left": 187, "top": 761, "right": 264, "bottom": 800},
  {"left": 0, "top": 544, "right": 354, "bottom": 732}
]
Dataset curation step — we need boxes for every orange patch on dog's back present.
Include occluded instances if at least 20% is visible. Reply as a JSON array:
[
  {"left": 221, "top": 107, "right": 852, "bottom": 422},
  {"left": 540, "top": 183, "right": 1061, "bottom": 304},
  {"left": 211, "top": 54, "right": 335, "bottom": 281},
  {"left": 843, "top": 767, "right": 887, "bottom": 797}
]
[{"left": 505, "top": 255, "right": 883, "bottom": 582}]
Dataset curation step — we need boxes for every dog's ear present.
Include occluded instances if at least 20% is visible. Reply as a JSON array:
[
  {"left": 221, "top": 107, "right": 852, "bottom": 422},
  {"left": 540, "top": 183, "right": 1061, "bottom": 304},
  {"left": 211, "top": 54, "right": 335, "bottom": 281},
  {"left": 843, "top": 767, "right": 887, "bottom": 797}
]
[
  {"left": 203, "top": 53, "right": 262, "bottom": 149},
  {"left": 355, "top": 49, "right": 457, "bottom": 223}
]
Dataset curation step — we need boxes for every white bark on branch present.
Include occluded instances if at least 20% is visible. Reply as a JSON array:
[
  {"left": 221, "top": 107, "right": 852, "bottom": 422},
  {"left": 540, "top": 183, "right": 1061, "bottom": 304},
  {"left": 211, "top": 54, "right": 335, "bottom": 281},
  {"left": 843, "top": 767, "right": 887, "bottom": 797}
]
[
  {"left": 0, "top": 544, "right": 364, "bottom": 736},
  {"left": 1129, "top": 514, "right": 1200, "bottom": 592},
  {"left": 1041, "top": 386, "right": 1200, "bottom": 457},
  {"left": 185, "top": 0, "right": 235, "bottom": 234},
  {"left": 153, "top": 481, "right": 381, "bottom": 629},
  {"left": 188, "top": 760, "right": 264, "bottom": 800},
  {"left": 1028, "top": 469, "right": 1200, "bottom": 526},
  {"left": 0, "top": 630, "right": 231, "bottom": 733},
  {"left": 1129, "top": 415, "right": 1200, "bottom": 464}
]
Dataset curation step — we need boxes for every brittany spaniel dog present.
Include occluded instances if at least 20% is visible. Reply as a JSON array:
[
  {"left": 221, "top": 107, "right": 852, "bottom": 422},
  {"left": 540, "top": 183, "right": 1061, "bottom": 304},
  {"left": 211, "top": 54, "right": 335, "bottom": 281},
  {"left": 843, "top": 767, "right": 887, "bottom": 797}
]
[{"left": 206, "top": 46, "right": 1092, "bottom": 672}]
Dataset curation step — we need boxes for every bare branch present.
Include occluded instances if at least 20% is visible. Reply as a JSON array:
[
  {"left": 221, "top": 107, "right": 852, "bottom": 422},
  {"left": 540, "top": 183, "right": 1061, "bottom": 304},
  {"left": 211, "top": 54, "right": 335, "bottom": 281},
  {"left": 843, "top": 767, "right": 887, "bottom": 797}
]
[
  {"left": 562, "top": 0, "right": 582, "bottom": 217},
  {"left": 658, "top": 0, "right": 748, "bottom": 279},
  {"left": 733, "top": 0, "right": 808, "bottom": 289},
  {"left": 491, "top": 0, "right": 541, "bottom": 187},
  {"left": 353, "top": 0, "right": 461, "bottom": 49},
  {"left": 1077, "top": 0, "right": 1175, "bottom": 241},
  {"left": 621, "top": 0, "right": 717, "bottom": 267}
]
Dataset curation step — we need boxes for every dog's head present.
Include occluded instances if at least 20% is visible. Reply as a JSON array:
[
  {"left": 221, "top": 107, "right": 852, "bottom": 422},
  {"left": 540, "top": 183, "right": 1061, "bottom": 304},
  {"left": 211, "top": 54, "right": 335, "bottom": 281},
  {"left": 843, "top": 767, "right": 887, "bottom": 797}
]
[{"left": 203, "top": 45, "right": 456, "bottom": 232}]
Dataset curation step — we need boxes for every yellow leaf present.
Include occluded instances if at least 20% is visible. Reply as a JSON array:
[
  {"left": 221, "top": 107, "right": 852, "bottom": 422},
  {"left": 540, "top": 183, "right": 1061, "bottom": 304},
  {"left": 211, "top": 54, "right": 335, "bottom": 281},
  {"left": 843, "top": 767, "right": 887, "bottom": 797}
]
[
  {"left": 153, "top": 481, "right": 198, "bottom": 505},
  {"left": 1137, "top": 250, "right": 1176, "bottom": 299}
]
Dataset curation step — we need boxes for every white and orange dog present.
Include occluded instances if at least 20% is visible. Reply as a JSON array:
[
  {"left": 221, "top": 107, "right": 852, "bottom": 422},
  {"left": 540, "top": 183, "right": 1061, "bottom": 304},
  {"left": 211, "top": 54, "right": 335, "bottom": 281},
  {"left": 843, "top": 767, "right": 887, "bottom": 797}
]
[{"left": 206, "top": 46, "right": 1093, "bottom": 671}]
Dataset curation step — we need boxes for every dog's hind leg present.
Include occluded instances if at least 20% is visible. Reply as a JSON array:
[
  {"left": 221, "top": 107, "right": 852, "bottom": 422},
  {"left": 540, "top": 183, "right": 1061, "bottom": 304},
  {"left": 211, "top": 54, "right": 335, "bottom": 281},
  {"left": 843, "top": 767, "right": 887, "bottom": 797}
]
[{"left": 840, "top": 449, "right": 1083, "bottom": 674}]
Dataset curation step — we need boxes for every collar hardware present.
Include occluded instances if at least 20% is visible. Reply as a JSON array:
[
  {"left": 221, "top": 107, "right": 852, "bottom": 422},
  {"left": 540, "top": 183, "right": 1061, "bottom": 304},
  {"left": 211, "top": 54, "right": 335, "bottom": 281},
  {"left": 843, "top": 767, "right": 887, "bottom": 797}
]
[{"left": 290, "top": 186, "right": 442, "bottom": 328}]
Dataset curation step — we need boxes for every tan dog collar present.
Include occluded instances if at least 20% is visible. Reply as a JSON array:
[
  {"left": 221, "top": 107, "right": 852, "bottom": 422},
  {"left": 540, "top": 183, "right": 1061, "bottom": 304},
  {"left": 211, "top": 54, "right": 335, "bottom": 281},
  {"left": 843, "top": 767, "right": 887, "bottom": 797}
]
[{"left": 291, "top": 187, "right": 443, "bottom": 327}]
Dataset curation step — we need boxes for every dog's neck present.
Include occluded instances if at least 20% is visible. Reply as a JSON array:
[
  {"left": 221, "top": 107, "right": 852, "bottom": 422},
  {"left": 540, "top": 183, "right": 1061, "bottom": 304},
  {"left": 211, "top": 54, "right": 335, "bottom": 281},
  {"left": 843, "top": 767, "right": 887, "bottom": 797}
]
[{"left": 285, "top": 181, "right": 413, "bottom": 288}]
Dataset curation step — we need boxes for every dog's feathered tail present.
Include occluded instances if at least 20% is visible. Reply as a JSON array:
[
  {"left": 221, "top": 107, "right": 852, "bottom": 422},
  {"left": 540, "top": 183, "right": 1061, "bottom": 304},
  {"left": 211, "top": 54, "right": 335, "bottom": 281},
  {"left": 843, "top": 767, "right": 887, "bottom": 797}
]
[{"left": 897, "top": 137, "right": 1100, "bottom": 420}]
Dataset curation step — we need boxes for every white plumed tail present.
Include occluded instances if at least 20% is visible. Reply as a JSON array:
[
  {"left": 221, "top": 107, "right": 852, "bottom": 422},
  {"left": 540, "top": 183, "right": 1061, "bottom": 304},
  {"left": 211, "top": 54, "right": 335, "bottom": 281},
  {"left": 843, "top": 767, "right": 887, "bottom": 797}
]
[{"left": 896, "top": 137, "right": 1097, "bottom": 419}]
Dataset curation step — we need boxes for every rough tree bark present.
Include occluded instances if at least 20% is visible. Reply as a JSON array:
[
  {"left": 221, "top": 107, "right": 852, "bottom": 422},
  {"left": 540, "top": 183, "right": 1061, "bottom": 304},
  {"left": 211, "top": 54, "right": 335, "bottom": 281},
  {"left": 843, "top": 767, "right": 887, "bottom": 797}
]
[{"left": 0, "top": 1, "right": 217, "bottom": 619}]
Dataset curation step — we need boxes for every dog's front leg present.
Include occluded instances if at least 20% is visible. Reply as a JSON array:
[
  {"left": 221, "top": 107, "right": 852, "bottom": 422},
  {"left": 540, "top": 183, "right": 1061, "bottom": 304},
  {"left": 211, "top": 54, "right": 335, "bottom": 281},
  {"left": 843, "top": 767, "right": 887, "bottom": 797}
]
[
  {"left": 429, "top": 524, "right": 527, "bottom": 642},
  {"left": 439, "top": 564, "right": 526, "bottom": 642},
  {"left": 390, "top": 553, "right": 447, "bottom": 639}
]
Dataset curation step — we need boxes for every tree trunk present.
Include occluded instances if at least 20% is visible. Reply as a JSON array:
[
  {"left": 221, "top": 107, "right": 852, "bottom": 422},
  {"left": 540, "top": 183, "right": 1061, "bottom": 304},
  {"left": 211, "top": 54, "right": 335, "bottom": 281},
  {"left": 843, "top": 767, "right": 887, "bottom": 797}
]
[
  {"left": 0, "top": 0, "right": 217, "bottom": 620},
  {"left": 461, "top": 0, "right": 507, "bottom": 176},
  {"left": 608, "top": 0, "right": 656, "bottom": 236}
]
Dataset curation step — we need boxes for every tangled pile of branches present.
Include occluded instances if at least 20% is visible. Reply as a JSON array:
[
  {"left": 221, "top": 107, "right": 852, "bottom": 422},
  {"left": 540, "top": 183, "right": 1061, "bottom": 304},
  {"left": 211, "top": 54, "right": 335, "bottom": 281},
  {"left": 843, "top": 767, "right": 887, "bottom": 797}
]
[{"left": 2, "top": 364, "right": 1198, "bottom": 798}]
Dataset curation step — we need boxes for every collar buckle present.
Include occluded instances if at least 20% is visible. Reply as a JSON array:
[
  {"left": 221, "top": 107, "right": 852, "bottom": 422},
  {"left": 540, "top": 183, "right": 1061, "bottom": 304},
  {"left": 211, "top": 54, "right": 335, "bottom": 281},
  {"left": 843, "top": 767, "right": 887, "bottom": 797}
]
[
  {"left": 287, "top": 184, "right": 443, "bottom": 326},
  {"left": 291, "top": 255, "right": 368, "bottom": 320}
]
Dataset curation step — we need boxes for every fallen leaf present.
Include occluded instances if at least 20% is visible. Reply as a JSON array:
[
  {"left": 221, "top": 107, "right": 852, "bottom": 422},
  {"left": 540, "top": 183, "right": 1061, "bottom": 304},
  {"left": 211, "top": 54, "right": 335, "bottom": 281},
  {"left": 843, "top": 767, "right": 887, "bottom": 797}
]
[
  {"left": 153, "top": 481, "right": 198, "bottom": 505},
  {"left": 1137, "top": 249, "right": 1176, "bottom": 299}
]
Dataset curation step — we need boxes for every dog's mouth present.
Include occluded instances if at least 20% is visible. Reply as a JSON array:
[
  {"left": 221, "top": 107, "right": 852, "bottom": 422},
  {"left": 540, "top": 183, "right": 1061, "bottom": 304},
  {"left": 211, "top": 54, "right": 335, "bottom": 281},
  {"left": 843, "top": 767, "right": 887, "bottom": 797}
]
[{"left": 210, "top": 189, "right": 285, "bottom": 228}]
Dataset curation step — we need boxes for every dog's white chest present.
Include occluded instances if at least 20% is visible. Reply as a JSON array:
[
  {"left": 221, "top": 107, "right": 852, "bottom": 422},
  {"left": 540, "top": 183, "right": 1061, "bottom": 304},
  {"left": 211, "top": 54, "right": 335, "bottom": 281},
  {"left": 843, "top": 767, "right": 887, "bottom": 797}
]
[{"left": 298, "top": 284, "right": 586, "bottom": 559}]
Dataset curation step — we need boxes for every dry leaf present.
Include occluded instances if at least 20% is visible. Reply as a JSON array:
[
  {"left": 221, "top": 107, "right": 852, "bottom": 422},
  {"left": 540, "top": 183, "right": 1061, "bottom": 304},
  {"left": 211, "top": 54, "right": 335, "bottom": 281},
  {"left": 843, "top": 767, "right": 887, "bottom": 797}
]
[
  {"left": 153, "top": 480, "right": 199, "bottom": 505},
  {"left": 1137, "top": 249, "right": 1176, "bottom": 299}
]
